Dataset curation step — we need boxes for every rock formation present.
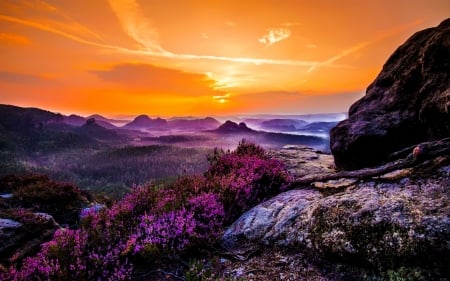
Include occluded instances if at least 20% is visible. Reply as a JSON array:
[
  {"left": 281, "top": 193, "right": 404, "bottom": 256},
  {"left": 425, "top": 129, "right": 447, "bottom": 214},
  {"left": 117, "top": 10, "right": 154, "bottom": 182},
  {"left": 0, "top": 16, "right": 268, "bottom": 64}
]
[
  {"left": 330, "top": 19, "right": 450, "bottom": 170},
  {"left": 222, "top": 142, "right": 450, "bottom": 279}
]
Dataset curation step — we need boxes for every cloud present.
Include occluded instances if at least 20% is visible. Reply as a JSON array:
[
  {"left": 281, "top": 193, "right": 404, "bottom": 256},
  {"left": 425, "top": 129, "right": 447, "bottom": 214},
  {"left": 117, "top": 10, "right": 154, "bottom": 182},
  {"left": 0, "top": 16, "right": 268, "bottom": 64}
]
[
  {"left": 258, "top": 28, "right": 291, "bottom": 47},
  {"left": 232, "top": 90, "right": 364, "bottom": 114},
  {"left": 308, "top": 19, "right": 424, "bottom": 72},
  {"left": 212, "top": 93, "right": 230, "bottom": 103},
  {"left": 90, "top": 63, "right": 224, "bottom": 97},
  {"left": 0, "top": 33, "right": 30, "bottom": 44},
  {"left": 0, "top": 71, "right": 48, "bottom": 84},
  {"left": 108, "top": 0, "right": 165, "bottom": 52},
  {"left": 0, "top": 14, "right": 109, "bottom": 49}
]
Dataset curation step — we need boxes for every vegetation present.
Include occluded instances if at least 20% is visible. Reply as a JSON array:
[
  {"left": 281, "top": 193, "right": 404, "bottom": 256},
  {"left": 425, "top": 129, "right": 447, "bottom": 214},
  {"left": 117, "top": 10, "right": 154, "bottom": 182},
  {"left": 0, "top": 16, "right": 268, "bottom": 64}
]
[
  {"left": 0, "top": 174, "right": 88, "bottom": 226},
  {"left": 2, "top": 141, "right": 292, "bottom": 280},
  {"left": 1, "top": 145, "right": 211, "bottom": 199}
]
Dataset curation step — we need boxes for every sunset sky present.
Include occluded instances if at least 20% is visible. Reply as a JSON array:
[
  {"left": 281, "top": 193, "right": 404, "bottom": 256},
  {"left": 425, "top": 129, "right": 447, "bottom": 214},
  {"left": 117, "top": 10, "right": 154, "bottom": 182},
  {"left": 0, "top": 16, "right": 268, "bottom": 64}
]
[{"left": 0, "top": 0, "right": 448, "bottom": 117}]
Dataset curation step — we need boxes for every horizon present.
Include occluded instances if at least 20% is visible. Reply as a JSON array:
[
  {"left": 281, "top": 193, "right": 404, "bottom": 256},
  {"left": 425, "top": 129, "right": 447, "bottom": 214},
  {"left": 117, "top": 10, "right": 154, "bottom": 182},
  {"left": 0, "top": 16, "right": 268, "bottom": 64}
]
[{"left": 0, "top": 1, "right": 448, "bottom": 116}]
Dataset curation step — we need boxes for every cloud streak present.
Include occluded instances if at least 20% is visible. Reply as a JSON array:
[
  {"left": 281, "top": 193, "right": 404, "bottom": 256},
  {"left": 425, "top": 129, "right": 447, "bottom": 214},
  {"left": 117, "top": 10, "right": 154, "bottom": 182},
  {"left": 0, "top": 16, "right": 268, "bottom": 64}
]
[
  {"left": 307, "top": 19, "right": 424, "bottom": 72},
  {"left": 0, "top": 71, "right": 48, "bottom": 84},
  {"left": 108, "top": 0, "right": 165, "bottom": 52},
  {"left": 90, "top": 63, "right": 222, "bottom": 97},
  {"left": 2, "top": 0, "right": 419, "bottom": 72},
  {"left": 258, "top": 27, "right": 291, "bottom": 47}
]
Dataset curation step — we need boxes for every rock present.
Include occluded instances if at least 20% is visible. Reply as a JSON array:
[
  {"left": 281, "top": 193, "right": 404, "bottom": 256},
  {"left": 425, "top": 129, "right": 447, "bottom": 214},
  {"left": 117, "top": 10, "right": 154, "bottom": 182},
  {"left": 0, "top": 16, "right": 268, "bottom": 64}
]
[
  {"left": 215, "top": 120, "right": 255, "bottom": 134},
  {"left": 0, "top": 212, "right": 60, "bottom": 266},
  {"left": 330, "top": 19, "right": 450, "bottom": 170},
  {"left": 222, "top": 158, "right": 450, "bottom": 274},
  {"left": 80, "top": 203, "right": 106, "bottom": 218},
  {"left": 0, "top": 194, "right": 13, "bottom": 199},
  {"left": 0, "top": 218, "right": 22, "bottom": 241},
  {"left": 268, "top": 146, "right": 335, "bottom": 181}
]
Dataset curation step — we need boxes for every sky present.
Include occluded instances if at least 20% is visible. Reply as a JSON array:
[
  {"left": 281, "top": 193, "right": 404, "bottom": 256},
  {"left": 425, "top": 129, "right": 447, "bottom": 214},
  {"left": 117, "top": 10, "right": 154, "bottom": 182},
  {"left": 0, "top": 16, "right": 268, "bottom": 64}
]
[{"left": 0, "top": 0, "right": 448, "bottom": 117}]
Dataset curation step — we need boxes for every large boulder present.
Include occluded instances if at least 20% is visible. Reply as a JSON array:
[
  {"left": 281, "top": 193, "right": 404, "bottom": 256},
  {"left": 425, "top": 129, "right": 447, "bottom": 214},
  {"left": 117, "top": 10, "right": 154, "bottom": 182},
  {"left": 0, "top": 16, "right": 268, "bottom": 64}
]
[
  {"left": 222, "top": 157, "right": 450, "bottom": 275},
  {"left": 330, "top": 19, "right": 450, "bottom": 170}
]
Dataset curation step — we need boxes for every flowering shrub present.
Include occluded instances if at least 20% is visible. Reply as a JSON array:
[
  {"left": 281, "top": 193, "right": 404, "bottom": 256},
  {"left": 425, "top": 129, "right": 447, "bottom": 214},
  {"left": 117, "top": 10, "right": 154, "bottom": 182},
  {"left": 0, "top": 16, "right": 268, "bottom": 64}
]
[
  {"left": 4, "top": 140, "right": 291, "bottom": 280},
  {"left": 207, "top": 141, "right": 292, "bottom": 223},
  {"left": 0, "top": 174, "right": 86, "bottom": 226},
  {"left": 7, "top": 229, "right": 132, "bottom": 281}
]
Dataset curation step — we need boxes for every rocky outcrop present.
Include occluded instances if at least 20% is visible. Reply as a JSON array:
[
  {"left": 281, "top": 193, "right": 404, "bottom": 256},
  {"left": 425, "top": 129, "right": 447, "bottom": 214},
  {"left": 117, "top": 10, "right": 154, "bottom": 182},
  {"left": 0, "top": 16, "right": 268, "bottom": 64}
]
[
  {"left": 222, "top": 141, "right": 450, "bottom": 278},
  {"left": 0, "top": 212, "right": 60, "bottom": 266},
  {"left": 215, "top": 121, "right": 254, "bottom": 134},
  {"left": 330, "top": 19, "right": 450, "bottom": 170},
  {"left": 123, "top": 115, "right": 168, "bottom": 129},
  {"left": 267, "top": 146, "right": 335, "bottom": 181}
]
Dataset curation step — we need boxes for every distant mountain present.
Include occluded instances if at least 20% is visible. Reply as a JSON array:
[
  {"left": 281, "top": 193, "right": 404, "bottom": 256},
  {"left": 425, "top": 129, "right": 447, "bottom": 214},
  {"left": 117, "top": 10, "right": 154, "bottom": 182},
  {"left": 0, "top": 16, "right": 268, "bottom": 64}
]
[
  {"left": 77, "top": 118, "right": 118, "bottom": 139},
  {"left": 168, "top": 117, "right": 220, "bottom": 130},
  {"left": 87, "top": 114, "right": 127, "bottom": 127},
  {"left": 63, "top": 114, "right": 86, "bottom": 126},
  {"left": 0, "top": 104, "right": 98, "bottom": 152},
  {"left": 214, "top": 121, "right": 254, "bottom": 134},
  {"left": 0, "top": 104, "right": 64, "bottom": 132},
  {"left": 211, "top": 120, "right": 326, "bottom": 149},
  {"left": 300, "top": 121, "right": 338, "bottom": 132},
  {"left": 260, "top": 119, "right": 308, "bottom": 131},
  {"left": 123, "top": 115, "right": 168, "bottom": 130}
]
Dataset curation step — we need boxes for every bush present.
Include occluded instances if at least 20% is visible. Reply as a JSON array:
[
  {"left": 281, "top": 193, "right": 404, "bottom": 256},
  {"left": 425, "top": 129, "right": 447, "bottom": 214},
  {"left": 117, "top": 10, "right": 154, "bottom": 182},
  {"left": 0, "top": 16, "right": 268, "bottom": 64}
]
[
  {"left": 5, "top": 141, "right": 291, "bottom": 280},
  {"left": 0, "top": 174, "right": 87, "bottom": 226},
  {"left": 206, "top": 141, "right": 292, "bottom": 223}
]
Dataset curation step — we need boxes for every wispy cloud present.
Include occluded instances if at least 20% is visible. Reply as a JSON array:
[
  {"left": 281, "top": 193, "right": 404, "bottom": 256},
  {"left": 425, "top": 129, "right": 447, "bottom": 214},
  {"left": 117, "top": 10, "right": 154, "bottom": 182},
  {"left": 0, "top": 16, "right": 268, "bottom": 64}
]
[
  {"left": 0, "top": 71, "right": 48, "bottom": 84},
  {"left": 108, "top": 0, "right": 165, "bottom": 53},
  {"left": 258, "top": 27, "right": 291, "bottom": 47},
  {"left": 0, "top": 32, "right": 30, "bottom": 44},
  {"left": 212, "top": 93, "right": 230, "bottom": 103},
  {"left": 307, "top": 19, "right": 424, "bottom": 72},
  {"left": 0, "top": 14, "right": 108, "bottom": 48},
  {"left": 90, "top": 63, "right": 222, "bottom": 97},
  {"left": 1, "top": 0, "right": 355, "bottom": 70}
]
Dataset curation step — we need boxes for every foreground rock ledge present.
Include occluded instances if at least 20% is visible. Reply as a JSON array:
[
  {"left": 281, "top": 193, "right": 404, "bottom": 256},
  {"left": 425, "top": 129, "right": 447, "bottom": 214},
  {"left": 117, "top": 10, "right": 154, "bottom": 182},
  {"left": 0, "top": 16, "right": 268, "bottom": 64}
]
[{"left": 222, "top": 142, "right": 450, "bottom": 277}]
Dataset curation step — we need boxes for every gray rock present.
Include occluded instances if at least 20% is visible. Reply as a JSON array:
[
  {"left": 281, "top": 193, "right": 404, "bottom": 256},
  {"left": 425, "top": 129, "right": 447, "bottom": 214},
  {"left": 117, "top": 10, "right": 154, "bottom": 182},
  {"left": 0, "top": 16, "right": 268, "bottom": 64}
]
[
  {"left": 268, "top": 146, "right": 335, "bottom": 181},
  {"left": 0, "top": 218, "right": 22, "bottom": 238},
  {"left": 0, "top": 213, "right": 59, "bottom": 266},
  {"left": 222, "top": 167, "right": 450, "bottom": 270},
  {"left": 330, "top": 19, "right": 450, "bottom": 170}
]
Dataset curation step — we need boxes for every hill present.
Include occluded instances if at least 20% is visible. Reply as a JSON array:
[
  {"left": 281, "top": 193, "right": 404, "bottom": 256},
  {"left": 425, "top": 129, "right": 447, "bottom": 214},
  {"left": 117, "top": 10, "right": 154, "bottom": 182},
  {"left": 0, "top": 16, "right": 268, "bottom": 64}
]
[{"left": 123, "top": 115, "right": 168, "bottom": 130}]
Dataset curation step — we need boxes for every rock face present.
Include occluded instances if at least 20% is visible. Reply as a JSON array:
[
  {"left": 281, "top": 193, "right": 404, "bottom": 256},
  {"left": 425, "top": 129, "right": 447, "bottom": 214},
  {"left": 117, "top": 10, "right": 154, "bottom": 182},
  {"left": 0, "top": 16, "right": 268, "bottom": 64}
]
[
  {"left": 330, "top": 19, "right": 450, "bottom": 170},
  {"left": 222, "top": 148, "right": 450, "bottom": 276}
]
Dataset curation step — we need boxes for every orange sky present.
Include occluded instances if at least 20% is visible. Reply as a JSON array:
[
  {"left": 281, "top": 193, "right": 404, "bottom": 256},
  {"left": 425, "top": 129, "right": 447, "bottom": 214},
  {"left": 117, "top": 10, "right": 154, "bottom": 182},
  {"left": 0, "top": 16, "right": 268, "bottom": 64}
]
[{"left": 0, "top": 0, "right": 448, "bottom": 117}]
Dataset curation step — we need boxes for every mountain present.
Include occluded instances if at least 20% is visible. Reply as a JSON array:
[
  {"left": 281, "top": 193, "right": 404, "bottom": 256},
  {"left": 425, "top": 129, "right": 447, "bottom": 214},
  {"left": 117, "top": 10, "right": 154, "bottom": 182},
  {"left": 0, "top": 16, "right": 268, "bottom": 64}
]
[
  {"left": 215, "top": 121, "right": 255, "bottom": 134},
  {"left": 123, "top": 115, "right": 168, "bottom": 130},
  {"left": 211, "top": 120, "right": 326, "bottom": 149},
  {"left": 260, "top": 119, "right": 308, "bottom": 131},
  {"left": 0, "top": 104, "right": 97, "bottom": 152},
  {"left": 77, "top": 118, "right": 118, "bottom": 140},
  {"left": 86, "top": 114, "right": 127, "bottom": 127},
  {"left": 0, "top": 104, "right": 64, "bottom": 132},
  {"left": 299, "top": 121, "right": 338, "bottom": 132},
  {"left": 168, "top": 117, "right": 220, "bottom": 130},
  {"left": 63, "top": 114, "right": 86, "bottom": 126}
]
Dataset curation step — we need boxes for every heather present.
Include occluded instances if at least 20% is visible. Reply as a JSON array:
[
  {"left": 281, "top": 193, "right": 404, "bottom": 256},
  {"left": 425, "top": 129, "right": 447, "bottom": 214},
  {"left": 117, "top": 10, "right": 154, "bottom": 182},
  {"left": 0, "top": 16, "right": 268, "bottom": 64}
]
[{"left": 2, "top": 140, "right": 292, "bottom": 280}]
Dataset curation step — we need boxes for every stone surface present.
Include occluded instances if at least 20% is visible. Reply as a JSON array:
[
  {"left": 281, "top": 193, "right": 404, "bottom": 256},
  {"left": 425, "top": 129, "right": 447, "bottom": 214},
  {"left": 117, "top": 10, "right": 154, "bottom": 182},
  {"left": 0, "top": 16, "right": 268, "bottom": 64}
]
[
  {"left": 268, "top": 146, "right": 335, "bottom": 181},
  {"left": 330, "top": 19, "right": 450, "bottom": 170},
  {"left": 222, "top": 153, "right": 450, "bottom": 275},
  {"left": 0, "top": 213, "right": 59, "bottom": 266}
]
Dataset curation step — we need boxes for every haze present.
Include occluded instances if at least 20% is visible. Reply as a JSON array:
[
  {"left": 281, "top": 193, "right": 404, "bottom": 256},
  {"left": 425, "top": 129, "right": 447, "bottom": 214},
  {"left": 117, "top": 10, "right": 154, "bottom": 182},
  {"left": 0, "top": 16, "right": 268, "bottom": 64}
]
[{"left": 0, "top": 0, "right": 448, "bottom": 117}]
